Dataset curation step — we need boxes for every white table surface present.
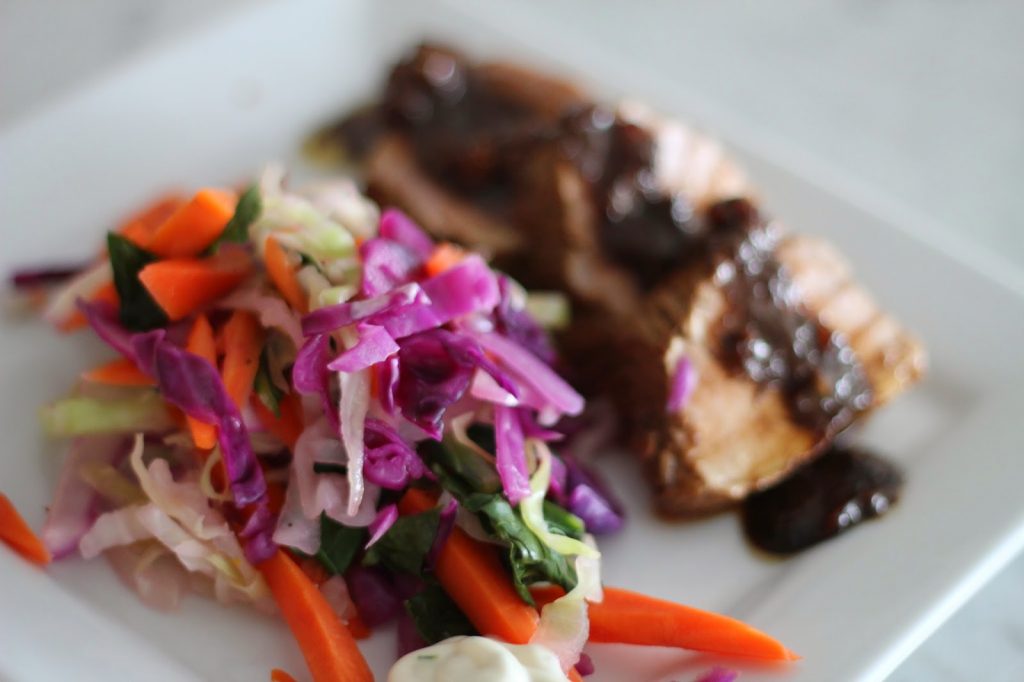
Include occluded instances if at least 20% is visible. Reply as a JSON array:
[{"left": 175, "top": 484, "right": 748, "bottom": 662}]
[{"left": 2, "top": 1, "right": 1022, "bottom": 679}]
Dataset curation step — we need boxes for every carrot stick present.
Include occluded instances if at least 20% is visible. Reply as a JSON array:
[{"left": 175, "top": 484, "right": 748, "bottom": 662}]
[
  {"left": 139, "top": 248, "right": 250, "bottom": 321},
  {"left": 119, "top": 194, "right": 186, "bottom": 248},
  {"left": 251, "top": 392, "right": 304, "bottom": 451},
  {"left": 81, "top": 357, "right": 155, "bottom": 387},
  {"left": 146, "top": 188, "right": 238, "bottom": 258},
  {"left": 221, "top": 311, "right": 263, "bottom": 410},
  {"left": 529, "top": 585, "right": 798, "bottom": 662},
  {"left": 260, "top": 550, "right": 374, "bottom": 682},
  {"left": 568, "top": 669, "right": 584, "bottom": 682},
  {"left": 398, "top": 488, "right": 540, "bottom": 644},
  {"left": 0, "top": 493, "right": 51, "bottom": 566},
  {"left": 270, "top": 669, "right": 297, "bottom": 682},
  {"left": 264, "top": 237, "right": 308, "bottom": 314},
  {"left": 424, "top": 242, "right": 465, "bottom": 277},
  {"left": 185, "top": 314, "right": 218, "bottom": 450}
]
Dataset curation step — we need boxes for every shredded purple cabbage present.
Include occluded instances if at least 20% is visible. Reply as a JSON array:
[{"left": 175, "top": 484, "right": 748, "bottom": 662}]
[
  {"left": 346, "top": 565, "right": 403, "bottom": 627},
  {"left": 494, "top": 276, "right": 557, "bottom": 365},
  {"left": 494, "top": 405, "right": 530, "bottom": 504},
  {"left": 549, "top": 453, "right": 625, "bottom": 536},
  {"left": 363, "top": 418, "right": 430, "bottom": 489},
  {"left": 574, "top": 652, "right": 595, "bottom": 677},
  {"left": 396, "top": 610, "right": 428, "bottom": 657},
  {"left": 359, "top": 237, "right": 421, "bottom": 298},
  {"left": 694, "top": 667, "right": 739, "bottom": 682},
  {"left": 378, "top": 208, "right": 434, "bottom": 260},
  {"left": 11, "top": 263, "right": 87, "bottom": 289},
  {"left": 394, "top": 330, "right": 482, "bottom": 438},
  {"left": 293, "top": 333, "right": 338, "bottom": 431},
  {"left": 366, "top": 503, "right": 399, "bottom": 548},
  {"left": 327, "top": 323, "right": 399, "bottom": 373}
]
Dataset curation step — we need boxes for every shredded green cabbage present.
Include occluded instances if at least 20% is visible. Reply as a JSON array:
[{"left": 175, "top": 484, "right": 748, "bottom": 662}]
[
  {"left": 520, "top": 440, "right": 600, "bottom": 560},
  {"left": 40, "top": 392, "right": 176, "bottom": 436}
]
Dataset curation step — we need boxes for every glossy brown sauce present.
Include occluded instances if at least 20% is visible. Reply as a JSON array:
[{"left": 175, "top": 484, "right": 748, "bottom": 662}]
[{"left": 742, "top": 444, "right": 904, "bottom": 554}]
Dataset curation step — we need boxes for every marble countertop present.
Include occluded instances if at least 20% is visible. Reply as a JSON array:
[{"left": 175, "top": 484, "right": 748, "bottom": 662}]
[{"left": 2, "top": 0, "right": 1022, "bottom": 679}]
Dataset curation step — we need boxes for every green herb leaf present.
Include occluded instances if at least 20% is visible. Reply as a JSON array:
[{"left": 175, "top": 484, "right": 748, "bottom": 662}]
[
  {"left": 209, "top": 185, "right": 261, "bottom": 251},
  {"left": 316, "top": 515, "right": 366, "bottom": 575},
  {"left": 364, "top": 507, "right": 441, "bottom": 576},
  {"left": 107, "top": 233, "right": 168, "bottom": 331},
  {"left": 542, "top": 499, "right": 586, "bottom": 540},
  {"left": 405, "top": 583, "right": 477, "bottom": 644},
  {"left": 253, "top": 346, "right": 284, "bottom": 416}
]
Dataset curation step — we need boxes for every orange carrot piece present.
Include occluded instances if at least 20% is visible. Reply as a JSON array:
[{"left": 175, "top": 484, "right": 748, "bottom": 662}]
[
  {"left": 139, "top": 248, "right": 250, "bottom": 321},
  {"left": 529, "top": 585, "right": 798, "bottom": 662},
  {"left": 347, "top": 612, "right": 371, "bottom": 641},
  {"left": 399, "top": 488, "right": 540, "bottom": 644},
  {"left": 424, "top": 242, "right": 465, "bottom": 277},
  {"left": 0, "top": 493, "right": 51, "bottom": 566},
  {"left": 145, "top": 188, "right": 238, "bottom": 258},
  {"left": 568, "top": 669, "right": 584, "bottom": 682},
  {"left": 119, "top": 194, "right": 186, "bottom": 248},
  {"left": 185, "top": 314, "right": 218, "bottom": 450},
  {"left": 264, "top": 237, "right": 308, "bottom": 314},
  {"left": 270, "top": 669, "right": 297, "bottom": 682},
  {"left": 57, "top": 280, "right": 120, "bottom": 333},
  {"left": 251, "top": 392, "right": 304, "bottom": 451},
  {"left": 81, "top": 357, "right": 155, "bottom": 387},
  {"left": 260, "top": 550, "right": 374, "bottom": 682},
  {"left": 221, "top": 311, "right": 263, "bottom": 410}
]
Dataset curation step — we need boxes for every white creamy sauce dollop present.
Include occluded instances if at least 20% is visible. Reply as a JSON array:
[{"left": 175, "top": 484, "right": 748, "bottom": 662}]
[{"left": 388, "top": 636, "right": 568, "bottom": 682}]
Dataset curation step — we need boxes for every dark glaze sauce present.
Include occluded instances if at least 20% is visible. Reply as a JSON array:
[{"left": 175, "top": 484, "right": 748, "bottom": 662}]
[{"left": 742, "top": 444, "right": 904, "bottom": 554}]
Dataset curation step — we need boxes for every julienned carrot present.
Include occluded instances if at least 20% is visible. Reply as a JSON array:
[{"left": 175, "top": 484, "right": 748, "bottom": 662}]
[
  {"left": 269, "top": 669, "right": 296, "bottom": 682},
  {"left": 139, "top": 247, "right": 250, "bottom": 321},
  {"left": 424, "top": 242, "right": 465, "bottom": 277},
  {"left": 221, "top": 311, "right": 263, "bottom": 409},
  {"left": 58, "top": 279, "right": 120, "bottom": 333},
  {"left": 251, "top": 392, "right": 304, "bottom": 450},
  {"left": 568, "top": 668, "right": 584, "bottom": 682},
  {"left": 260, "top": 550, "right": 373, "bottom": 682},
  {"left": 264, "top": 237, "right": 308, "bottom": 314},
  {"left": 145, "top": 188, "right": 237, "bottom": 258},
  {"left": 398, "top": 488, "right": 540, "bottom": 644},
  {"left": 186, "top": 314, "right": 218, "bottom": 450},
  {"left": 119, "top": 194, "right": 186, "bottom": 248},
  {"left": 0, "top": 493, "right": 51, "bottom": 566},
  {"left": 529, "top": 585, "right": 798, "bottom": 662},
  {"left": 81, "top": 357, "right": 154, "bottom": 387}
]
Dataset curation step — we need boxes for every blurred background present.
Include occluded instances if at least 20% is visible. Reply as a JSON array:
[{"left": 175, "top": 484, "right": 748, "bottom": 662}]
[{"left": 2, "top": 0, "right": 1021, "bottom": 679}]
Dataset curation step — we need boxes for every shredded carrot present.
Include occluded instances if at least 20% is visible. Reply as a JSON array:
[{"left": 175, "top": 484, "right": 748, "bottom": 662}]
[
  {"left": 251, "top": 392, "right": 304, "bottom": 451},
  {"left": 568, "top": 668, "right": 584, "bottom": 682},
  {"left": 118, "top": 194, "right": 186, "bottom": 248},
  {"left": 145, "top": 188, "right": 238, "bottom": 258},
  {"left": 264, "top": 237, "right": 308, "bottom": 314},
  {"left": 0, "top": 493, "right": 51, "bottom": 566},
  {"left": 139, "top": 247, "right": 250, "bottom": 321},
  {"left": 260, "top": 550, "right": 374, "bottom": 682},
  {"left": 58, "top": 280, "right": 120, "bottom": 333},
  {"left": 270, "top": 669, "right": 297, "bottom": 682},
  {"left": 81, "top": 357, "right": 154, "bottom": 387},
  {"left": 185, "top": 314, "right": 218, "bottom": 450},
  {"left": 221, "top": 311, "right": 263, "bottom": 410},
  {"left": 424, "top": 242, "right": 465, "bottom": 277},
  {"left": 530, "top": 585, "right": 799, "bottom": 662},
  {"left": 398, "top": 488, "right": 540, "bottom": 644}
]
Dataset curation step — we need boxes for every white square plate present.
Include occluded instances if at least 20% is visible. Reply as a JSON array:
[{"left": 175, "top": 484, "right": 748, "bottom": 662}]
[{"left": 2, "top": 1, "right": 1023, "bottom": 680}]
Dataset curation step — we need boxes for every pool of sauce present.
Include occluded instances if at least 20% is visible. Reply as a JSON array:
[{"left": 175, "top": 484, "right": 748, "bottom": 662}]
[{"left": 742, "top": 444, "right": 904, "bottom": 554}]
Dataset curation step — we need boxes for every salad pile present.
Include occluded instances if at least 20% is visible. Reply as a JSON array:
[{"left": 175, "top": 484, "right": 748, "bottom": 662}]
[{"left": 3, "top": 169, "right": 795, "bottom": 681}]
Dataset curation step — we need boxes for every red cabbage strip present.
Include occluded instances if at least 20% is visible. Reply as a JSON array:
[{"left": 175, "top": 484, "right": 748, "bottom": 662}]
[
  {"left": 418, "top": 255, "right": 499, "bottom": 323},
  {"left": 302, "top": 282, "right": 427, "bottom": 336},
  {"left": 378, "top": 208, "right": 433, "bottom": 259},
  {"left": 375, "top": 357, "right": 400, "bottom": 415},
  {"left": 11, "top": 263, "right": 87, "bottom": 289},
  {"left": 77, "top": 299, "right": 136, "bottom": 359},
  {"left": 494, "top": 405, "right": 531, "bottom": 504},
  {"left": 467, "top": 330, "right": 584, "bottom": 419},
  {"left": 366, "top": 503, "right": 399, "bottom": 548},
  {"left": 293, "top": 333, "right": 339, "bottom": 431},
  {"left": 363, "top": 418, "right": 430, "bottom": 489},
  {"left": 360, "top": 238, "right": 421, "bottom": 298},
  {"left": 327, "top": 324, "right": 398, "bottom": 373}
]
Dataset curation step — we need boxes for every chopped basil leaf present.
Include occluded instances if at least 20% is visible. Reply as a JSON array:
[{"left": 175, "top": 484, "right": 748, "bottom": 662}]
[
  {"left": 405, "top": 583, "right": 477, "bottom": 644},
  {"left": 106, "top": 233, "right": 167, "bottom": 331},
  {"left": 316, "top": 515, "right": 365, "bottom": 575},
  {"left": 364, "top": 506, "right": 440, "bottom": 576},
  {"left": 208, "top": 185, "right": 261, "bottom": 250}
]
